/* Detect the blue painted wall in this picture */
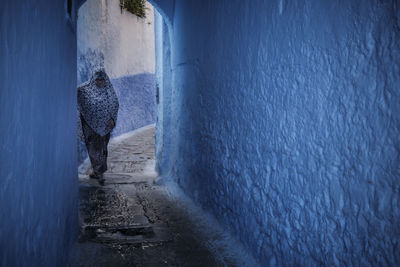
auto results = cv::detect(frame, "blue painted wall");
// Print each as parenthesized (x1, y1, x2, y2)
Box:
(154, 10, 174, 175)
(0, 0, 78, 265)
(154, 0, 400, 265)
(111, 73, 157, 136)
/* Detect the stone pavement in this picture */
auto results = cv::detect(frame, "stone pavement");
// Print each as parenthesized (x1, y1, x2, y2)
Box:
(68, 125, 259, 267)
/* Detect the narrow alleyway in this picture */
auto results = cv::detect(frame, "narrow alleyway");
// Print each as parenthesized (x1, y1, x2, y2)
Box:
(69, 125, 258, 266)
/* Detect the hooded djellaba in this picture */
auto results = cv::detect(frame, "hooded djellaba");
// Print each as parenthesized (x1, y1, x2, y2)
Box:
(77, 68, 119, 184)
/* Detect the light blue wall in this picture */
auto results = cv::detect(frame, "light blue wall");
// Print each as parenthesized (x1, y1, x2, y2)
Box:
(154, 0, 400, 265)
(0, 0, 78, 265)
(154, 10, 174, 175)
(155, 10, 164, 172)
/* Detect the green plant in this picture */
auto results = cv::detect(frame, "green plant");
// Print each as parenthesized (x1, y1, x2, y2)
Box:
(120, 0, 147, 18)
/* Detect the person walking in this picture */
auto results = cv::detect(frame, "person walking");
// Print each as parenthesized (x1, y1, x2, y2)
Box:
(77, 68, 119, 184)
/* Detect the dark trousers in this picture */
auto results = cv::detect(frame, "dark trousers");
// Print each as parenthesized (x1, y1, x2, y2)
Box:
(81, 115, 111, 175)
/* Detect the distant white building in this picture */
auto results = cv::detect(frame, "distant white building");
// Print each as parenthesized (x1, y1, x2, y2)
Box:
(77, 0, 155, 83)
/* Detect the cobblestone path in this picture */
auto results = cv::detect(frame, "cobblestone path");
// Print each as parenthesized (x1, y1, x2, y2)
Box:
(69, 125, 257, 267)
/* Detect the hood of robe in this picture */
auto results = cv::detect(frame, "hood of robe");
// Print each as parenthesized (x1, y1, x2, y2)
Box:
(78, 68, 119, 136)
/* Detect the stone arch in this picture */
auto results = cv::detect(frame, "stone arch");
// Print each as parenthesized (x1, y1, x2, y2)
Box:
(147, 0, 174, 31)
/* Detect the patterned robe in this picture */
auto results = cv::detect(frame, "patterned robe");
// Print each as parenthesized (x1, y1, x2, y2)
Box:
(77, 69, 119, 176)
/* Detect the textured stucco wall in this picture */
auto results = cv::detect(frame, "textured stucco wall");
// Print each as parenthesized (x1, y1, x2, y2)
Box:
(154, 0, 400, 265)
(0, 0, 78, 265)
(111, 73, 157, 136)
(77, 0, 155, 83)
(154, 10, 174, 175)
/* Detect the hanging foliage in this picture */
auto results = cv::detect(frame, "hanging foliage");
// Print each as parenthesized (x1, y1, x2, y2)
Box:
(120, 0, 147, 18)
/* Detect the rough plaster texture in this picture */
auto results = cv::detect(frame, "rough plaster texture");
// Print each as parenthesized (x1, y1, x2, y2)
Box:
(153, 0, 400, 265)
(0, 0, 78, 265)
(77, 0, 155, 83)
(111, 73, 157, 136)
(77, 73, 157, 164)
(154, 10, 173, 175)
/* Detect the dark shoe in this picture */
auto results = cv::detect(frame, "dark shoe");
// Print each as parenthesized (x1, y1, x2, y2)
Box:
(88, 169, 96, 178)
(98, 176, 105, 186)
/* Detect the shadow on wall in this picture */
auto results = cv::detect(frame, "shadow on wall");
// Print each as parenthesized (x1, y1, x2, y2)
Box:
(78, 73, 156, 164)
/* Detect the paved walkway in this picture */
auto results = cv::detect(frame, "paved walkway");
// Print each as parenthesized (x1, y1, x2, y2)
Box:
(69, 125, 258, 267)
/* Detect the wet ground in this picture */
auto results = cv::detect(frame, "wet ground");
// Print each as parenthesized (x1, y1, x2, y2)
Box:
(68, 125, 258, 267)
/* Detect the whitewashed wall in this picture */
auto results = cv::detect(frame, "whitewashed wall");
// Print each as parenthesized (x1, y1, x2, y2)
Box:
(77, 0, 155, 83)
